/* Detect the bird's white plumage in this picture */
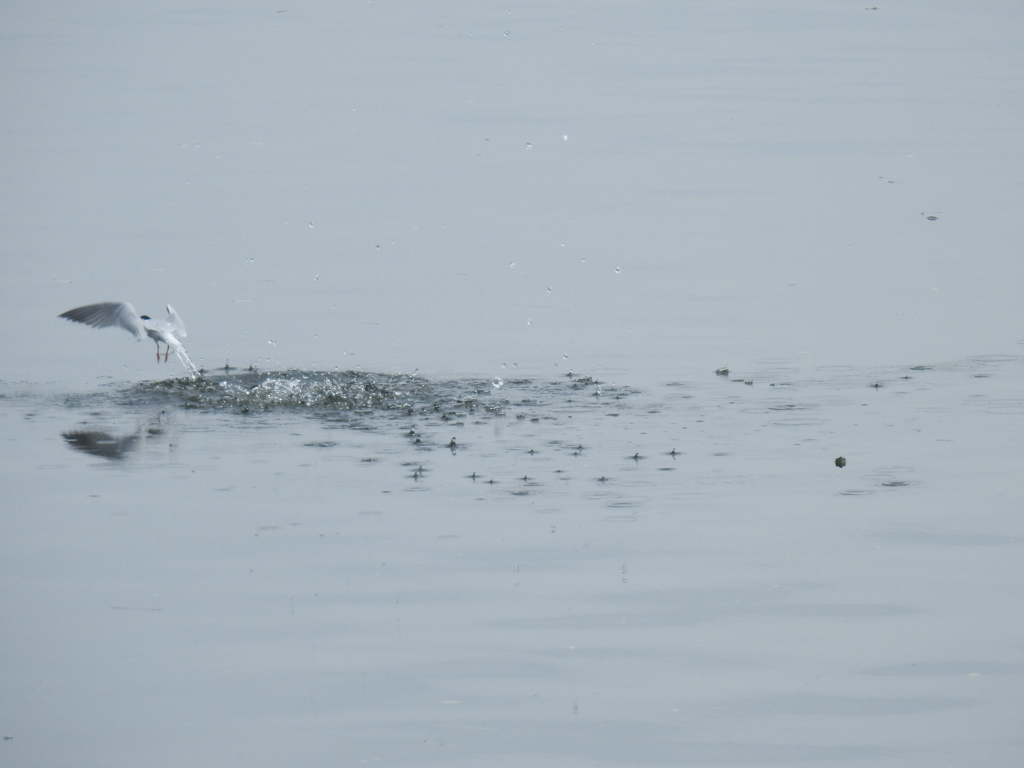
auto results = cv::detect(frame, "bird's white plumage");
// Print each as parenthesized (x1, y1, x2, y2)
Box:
(59, 301, 196, 374)
(164, 305, 186, 338)
(58, 301, 145, 339)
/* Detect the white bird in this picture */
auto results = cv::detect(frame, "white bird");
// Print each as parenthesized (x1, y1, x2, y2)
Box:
(59, 302, 196, 372)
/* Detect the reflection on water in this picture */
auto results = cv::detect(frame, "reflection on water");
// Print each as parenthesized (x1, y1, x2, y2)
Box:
(62, 430, 141, 460)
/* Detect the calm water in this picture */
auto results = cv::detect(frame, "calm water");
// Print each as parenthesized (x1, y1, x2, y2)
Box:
(4, 357, 1023, 766)
(2, 1, 1023, 766)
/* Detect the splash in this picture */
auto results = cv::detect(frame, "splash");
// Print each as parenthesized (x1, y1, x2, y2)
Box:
(116, 371, 624, 428)
(127, 371, 502, 421)
(171, 344, 200, 378)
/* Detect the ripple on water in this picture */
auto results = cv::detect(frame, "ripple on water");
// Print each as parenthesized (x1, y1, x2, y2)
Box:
(979, 399, 1024, 415)
(770, 416, 827, 427)
(861, 466, 917, 489)
(969, 354, 1021, 364)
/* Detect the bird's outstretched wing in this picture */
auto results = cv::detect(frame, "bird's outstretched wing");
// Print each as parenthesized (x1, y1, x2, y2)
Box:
(59, 302, 144, 339)
(164, 305, 187, 338)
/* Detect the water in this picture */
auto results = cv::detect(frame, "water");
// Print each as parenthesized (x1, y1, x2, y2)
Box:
(4, 357, 1024, 765)
(2, 1, 1023, 765)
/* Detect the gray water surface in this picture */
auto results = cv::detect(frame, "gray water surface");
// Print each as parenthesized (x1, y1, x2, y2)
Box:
(3, 357, 1023, 766)
(2, 0, 1023, 766)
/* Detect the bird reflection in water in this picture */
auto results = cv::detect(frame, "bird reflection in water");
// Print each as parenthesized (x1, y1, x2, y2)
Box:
(62, 430, 142, 461)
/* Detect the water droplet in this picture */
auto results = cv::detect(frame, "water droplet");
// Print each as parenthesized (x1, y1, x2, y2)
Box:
(563, 354, 569, 360)
(509, 262, 515, 269)
(246, 258, 254, 264)
(615, 267, 621, 274)
(491, 377, 504, 389)
(268, 340, 277, 346)
(314, 275, 319, 282)
(308, 221, 314, 228)
(580, 258, 586, 264)
(504, 30, 510, 36)
(501, 363, 507, 369)
(376, 244, 380, 249)
(525, 142, 531, 149)
(547, 287, 552, 293)
(526, 318, 532, 325)
(563, 135, 568, 140)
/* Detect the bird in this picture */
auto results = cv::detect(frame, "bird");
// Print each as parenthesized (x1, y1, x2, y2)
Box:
(59, 301, 195, 371)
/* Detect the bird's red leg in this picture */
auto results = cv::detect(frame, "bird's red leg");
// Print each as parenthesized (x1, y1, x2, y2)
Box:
(156, 344, 161, 362)
(164, 346, 170, 362)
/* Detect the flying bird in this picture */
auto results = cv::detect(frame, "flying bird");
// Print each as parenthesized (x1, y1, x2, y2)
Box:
(59, 302, 195, 371)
